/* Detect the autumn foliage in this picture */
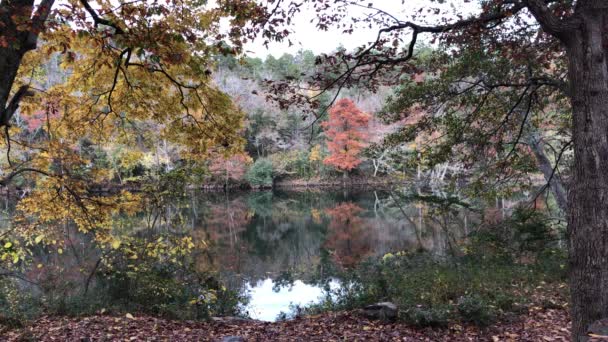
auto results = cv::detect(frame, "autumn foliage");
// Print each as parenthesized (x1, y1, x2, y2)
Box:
(208, 152, 253, 184)
(322, 99, 370, 172)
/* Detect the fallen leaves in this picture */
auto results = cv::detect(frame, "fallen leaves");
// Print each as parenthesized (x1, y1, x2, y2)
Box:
(1, 306, 571, 342)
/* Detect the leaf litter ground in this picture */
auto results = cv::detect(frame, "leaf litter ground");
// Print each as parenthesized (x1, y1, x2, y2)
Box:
(2, 306, 571, 341)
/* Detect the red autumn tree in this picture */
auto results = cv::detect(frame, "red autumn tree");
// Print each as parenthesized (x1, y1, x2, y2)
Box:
(322, 98, 370, 175)
(208, 152, 252, 188)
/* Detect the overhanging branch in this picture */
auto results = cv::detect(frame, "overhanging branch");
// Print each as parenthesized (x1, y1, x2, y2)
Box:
(0, 168, 52, 187)
(524, 0, 580, 43)
(0, 85, 33, 127)
(79, 0, 125, 34)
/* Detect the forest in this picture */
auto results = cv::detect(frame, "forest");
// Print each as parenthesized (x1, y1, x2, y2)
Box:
(0, 0, 604, 341)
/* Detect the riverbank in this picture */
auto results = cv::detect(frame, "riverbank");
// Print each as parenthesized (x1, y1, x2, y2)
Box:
(0, 175, 402, 195)
(195, 175, 402, 191)
(273, 175, 401, 189)
(2, 306, 570, 341)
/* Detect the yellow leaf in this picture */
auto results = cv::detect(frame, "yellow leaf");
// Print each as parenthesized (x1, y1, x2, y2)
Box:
(4, 242, 12, 248)
(111, 240, 121, 249)
(58, 248, 63, 254)
(35, 235, 44, 244)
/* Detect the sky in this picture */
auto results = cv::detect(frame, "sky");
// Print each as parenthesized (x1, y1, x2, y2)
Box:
(246, 278, 340, 321)
(66, 0, 478, 58)
(244, 0, 479, 58)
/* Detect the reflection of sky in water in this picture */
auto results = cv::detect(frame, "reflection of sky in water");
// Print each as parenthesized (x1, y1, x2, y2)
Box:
(245, 279, 338, 322)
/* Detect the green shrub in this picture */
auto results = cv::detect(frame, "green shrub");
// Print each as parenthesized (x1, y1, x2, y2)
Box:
(0, 277, 38, 326)
(494, 292, 516, 312)
(403, 306, 450, 327)
(456, 294, 495, 326)
(297, 209, 567, 328)
(269, 150, 312, 179)
(246, 158, 274, 187)
(510, 207, 554, 253)
(0, 235, 246, 324)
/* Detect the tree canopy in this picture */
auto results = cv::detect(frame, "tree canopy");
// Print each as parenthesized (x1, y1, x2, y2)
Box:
(0, 0, 278, 291)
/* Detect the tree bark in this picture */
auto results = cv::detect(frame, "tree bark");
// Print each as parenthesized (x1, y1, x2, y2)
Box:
(0, 0, 55, 127)
(563, 5, 608, 340)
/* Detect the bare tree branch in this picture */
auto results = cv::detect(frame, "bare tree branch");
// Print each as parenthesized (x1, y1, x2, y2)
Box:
(79, 0, 125, 34)
(0, 168, 52, 187)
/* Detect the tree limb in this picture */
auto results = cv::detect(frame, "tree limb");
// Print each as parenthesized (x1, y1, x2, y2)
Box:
(524, 0, 580, 43)
(79, 0, 125, 34)
(25, 0, 56, 51)
(0, 85, 33, 127)
(0, 168, 52, 187)
(530, 138, 571, 212)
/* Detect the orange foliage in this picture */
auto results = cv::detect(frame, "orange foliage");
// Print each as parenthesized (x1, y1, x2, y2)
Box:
(322, 98, 370, 171)
(208, 152, 252, 182)
(21, 102, 61, 131)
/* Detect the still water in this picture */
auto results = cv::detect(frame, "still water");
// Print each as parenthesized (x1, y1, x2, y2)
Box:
(1, 188, 502, 321)
(180, 189, 482, 321)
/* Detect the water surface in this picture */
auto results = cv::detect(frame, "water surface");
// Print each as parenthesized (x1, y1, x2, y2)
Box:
(185, 189, 480, 321)
(1, 187, 500, 321)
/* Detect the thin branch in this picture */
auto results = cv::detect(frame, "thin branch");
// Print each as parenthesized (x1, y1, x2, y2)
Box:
(5, 126, 12, 167)
(79, 0, 125, 34)
(0, 168, 52, 187)
(84, 256, 103, 295)
(504, 92, 534, 161)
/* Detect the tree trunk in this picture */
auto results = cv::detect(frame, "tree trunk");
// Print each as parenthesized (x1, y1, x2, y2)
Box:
(0, 47, 23, 122)
(372, 159, 379, 177)
(565, 7, 608, 340)
(526, 133, 568, 212)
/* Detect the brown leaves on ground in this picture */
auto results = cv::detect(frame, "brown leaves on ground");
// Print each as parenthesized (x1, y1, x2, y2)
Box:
(1, 307, 570, 342)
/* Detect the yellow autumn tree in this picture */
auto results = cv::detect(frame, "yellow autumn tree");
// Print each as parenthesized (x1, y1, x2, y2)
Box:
(0, 0, 271, 267)
(309, 144, 322, 175)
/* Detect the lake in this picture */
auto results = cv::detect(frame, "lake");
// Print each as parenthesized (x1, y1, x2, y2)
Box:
(1, 187, 511, 321)
(168, 188, 483, 321)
